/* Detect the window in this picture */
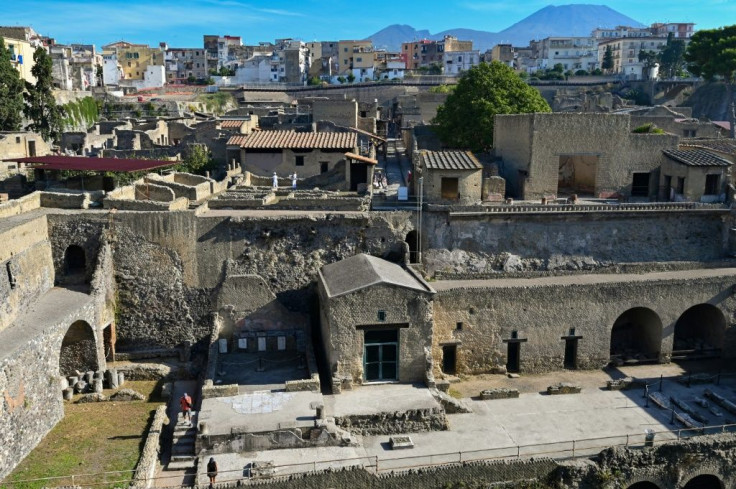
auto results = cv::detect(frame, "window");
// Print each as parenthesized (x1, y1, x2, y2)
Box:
(377, 310, 386, 322)
(295, 155, 305, 166)
(344, 47, 348, 52)
(320, 162, 328, 173)
(15, 136, 20, 144)
(356, 57, 362, 62)
(705, 174, 720, 195)
(456, 322, 463, 331)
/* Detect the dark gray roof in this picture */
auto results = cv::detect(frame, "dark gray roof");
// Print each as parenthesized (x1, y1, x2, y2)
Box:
(421, 151, 483, 171)
(680, 139, 736, 155)
(319, 254, 432, 298)
(663, 149, 732, 167)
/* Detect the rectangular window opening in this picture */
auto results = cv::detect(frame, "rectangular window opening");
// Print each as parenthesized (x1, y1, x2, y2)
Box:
(295, 155, 305, 166)
(705, 174, 720, 195)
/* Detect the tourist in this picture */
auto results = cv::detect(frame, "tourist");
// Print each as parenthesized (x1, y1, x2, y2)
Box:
(207, 457, 218, 488)
(291, 172, 297, 190)
(180, 392, 193, 425)
(272, 172, 279, 189)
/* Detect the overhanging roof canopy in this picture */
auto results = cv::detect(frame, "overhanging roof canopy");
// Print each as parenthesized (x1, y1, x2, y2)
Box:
(4, 155, 177, 172)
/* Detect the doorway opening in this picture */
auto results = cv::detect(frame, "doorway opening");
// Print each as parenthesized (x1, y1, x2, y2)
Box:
(364, 329, 398, 382)
(672, 304, 725, 360)
(441, 177, 459, 200)
(557, 154, 598, 196)
(442, 345, 457, 375)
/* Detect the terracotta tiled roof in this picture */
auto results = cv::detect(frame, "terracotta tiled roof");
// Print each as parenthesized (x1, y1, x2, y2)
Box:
(228, 131, 356, 149)
(680, 139, 736, 155)
(421, 150, 482, 171)
(663, 149, 732, 167)
(227, 135, 248, 146)
(345, 152, 377, 165)
(220, 120, 245, 129)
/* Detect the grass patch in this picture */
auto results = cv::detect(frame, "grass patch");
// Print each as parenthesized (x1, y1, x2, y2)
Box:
(448, 387, 463, 399)
(2, 381, 164, 489)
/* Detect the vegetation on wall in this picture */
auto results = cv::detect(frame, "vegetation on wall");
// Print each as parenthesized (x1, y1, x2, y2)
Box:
(197, 91, 234, 115)
(62, 97, 100, 131)
(632, 123, 665, 134)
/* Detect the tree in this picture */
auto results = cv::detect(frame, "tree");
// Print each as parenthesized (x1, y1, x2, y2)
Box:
(658, 32, 686, 79)
(24, 47, 64, 143)
(0, 38, 26, 131)
(638, 50, 658, 80)
(685, 25, 736, 138)
(602, 45, 614, 72)
(433, 61, 551, 152)
(346, 72, 356, 83)
(177, 144, 214, 174)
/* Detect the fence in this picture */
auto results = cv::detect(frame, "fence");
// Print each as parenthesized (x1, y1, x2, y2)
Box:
(448, 201, 729, 216)
(6, 423, 736, 488)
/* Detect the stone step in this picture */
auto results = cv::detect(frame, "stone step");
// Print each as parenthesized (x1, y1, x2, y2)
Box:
(165, 457, 197, 471)
(173, 432, 196, 444)
(172, 443, 195, 456)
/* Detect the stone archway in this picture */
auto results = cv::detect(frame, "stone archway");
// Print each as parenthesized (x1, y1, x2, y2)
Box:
(627, 482, 662, 489)
(59, 320, 99, 377)
(673, 304, 726, 359)
(682, 474, 724, 489)
(62, 245, 87, 285)
(610, 307, 662, 363)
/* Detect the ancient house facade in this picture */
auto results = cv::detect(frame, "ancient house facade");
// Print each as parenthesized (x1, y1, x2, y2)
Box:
(494, 113, 679, 200)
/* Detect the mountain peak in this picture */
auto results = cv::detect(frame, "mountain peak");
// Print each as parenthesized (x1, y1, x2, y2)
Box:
(368, 4, 645, 51)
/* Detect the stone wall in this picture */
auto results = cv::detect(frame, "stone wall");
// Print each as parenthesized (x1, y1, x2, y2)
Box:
(311, 99, 358, 128)
(244, 149, 349, 179)
(0, 214, 53, 332)
(494, 113, 679, 199)
(131, 405, 168, 489)
(423, 209, 730, 276)
(0, 192, 41, 219)
(432, 270, 736, 374)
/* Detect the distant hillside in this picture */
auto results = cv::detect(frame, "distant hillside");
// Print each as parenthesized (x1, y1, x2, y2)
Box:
(368, 4, 645, 52)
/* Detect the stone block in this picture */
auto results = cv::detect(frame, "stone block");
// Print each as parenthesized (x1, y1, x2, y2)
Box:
(94, 379, 104, 393)
(389, 435, 415, 450)
(117, 372, 125, 387)
(77, 393, 107, 403)
(480, 388, 519, 400)
(547, 382, 581, 395)
(110, 389, 145, 401)
(62, 387, 74, 401)
(606, 378, 633, 390)
(106, 369, 119, 389)
(331, 377, 342, 394)
(74, 380, 88, 393)
(436, 380, 450, 393)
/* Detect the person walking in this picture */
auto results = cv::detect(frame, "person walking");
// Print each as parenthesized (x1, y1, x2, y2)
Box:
(207, 457, 218, 488)
(291, 172, 297, 190)
(179, 392, 193, 425)
(272, 172, 279, 190)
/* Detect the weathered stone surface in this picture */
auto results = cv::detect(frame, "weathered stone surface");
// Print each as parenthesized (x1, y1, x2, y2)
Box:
(76, 393, 107, 403)
(547, 382, 582, 395)
(109, 389, 145, 401)
(480, 388, 520, 400)
(334, 408, 448, 436)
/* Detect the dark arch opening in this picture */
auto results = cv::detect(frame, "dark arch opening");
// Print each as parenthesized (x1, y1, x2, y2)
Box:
(672, 304, 726, 360)
(626, 482, 661, 489)
(405, 230, 418, 264)
(610, 307, 662, 363)
(683, 474, 724, 489)
(60, 320, 99, 377)
(62, 245, 87, 286)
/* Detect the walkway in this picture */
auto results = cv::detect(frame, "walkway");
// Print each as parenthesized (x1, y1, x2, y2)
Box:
(432, 267, 736, 291)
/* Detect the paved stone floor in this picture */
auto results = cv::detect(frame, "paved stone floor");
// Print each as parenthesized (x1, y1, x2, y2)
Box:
(195, 363, 736, 484)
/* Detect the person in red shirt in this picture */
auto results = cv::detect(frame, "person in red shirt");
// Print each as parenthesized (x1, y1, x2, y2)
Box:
(180, 392, 193, 425)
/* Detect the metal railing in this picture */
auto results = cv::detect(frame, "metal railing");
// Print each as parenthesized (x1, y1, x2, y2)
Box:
(6, 423, 736, 488)
(449, 201, 729, 216)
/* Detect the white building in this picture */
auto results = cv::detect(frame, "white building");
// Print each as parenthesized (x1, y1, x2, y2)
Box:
(102, 54, 122, 86)
(538, 37, 598, 72)
(443, 50, 479, 75)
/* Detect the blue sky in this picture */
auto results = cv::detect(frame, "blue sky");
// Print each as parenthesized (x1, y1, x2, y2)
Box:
(2, 0, 732, 48)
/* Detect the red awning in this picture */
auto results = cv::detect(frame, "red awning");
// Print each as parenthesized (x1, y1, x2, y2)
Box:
(3, 155, 177, 172)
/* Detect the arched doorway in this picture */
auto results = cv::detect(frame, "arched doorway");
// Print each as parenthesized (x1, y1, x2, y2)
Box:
(627, 482, 661, 489)
(672, 304, 726, 360)
(63, 245, 87, 285)
(60, 320, 99, 377)
(610, 307, 662, 363)
(682, 475, 724, 489)
(405, 231, 418, 264)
